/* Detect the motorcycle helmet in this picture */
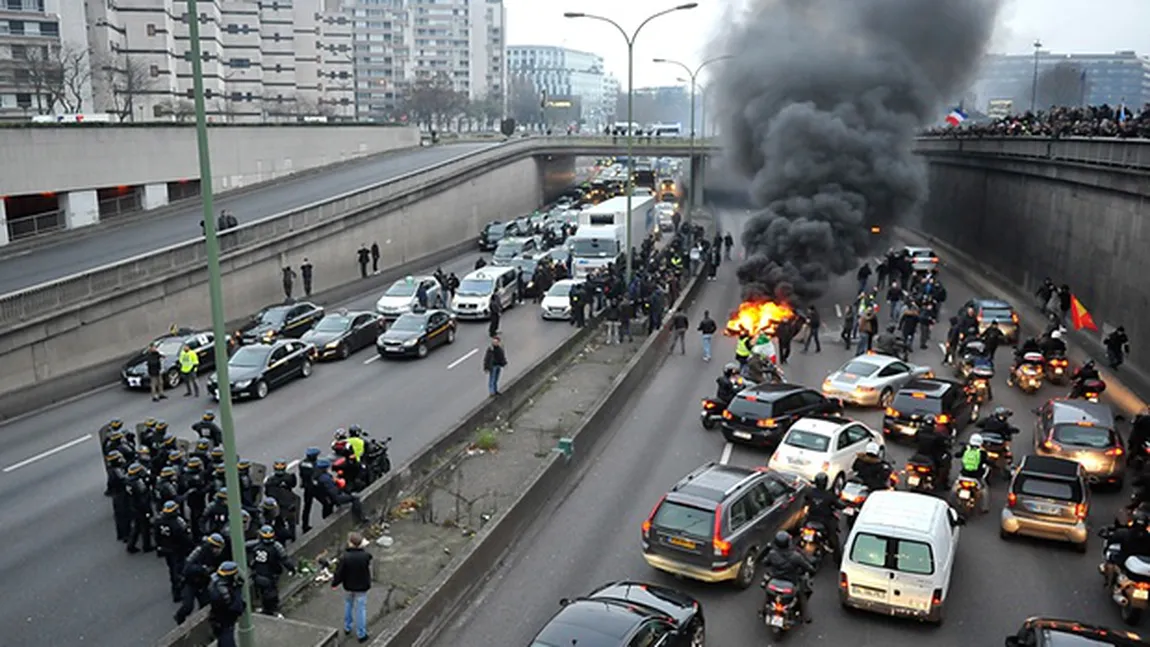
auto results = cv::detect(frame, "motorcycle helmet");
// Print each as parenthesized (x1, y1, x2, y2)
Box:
(923, 415, 937, 427)
(1084, 360, 1096, 370)
(773, 531, 792, 550)
(993, 406, 1013, 420)
(348, 425, 363, 437)
(969, 434, 984, 448)
(334, 428, 348, 441)
(813, 473, 829, 491)
(723, 362, 739, 377)
(1051, 330, 1063, 340)
(1132, 507, 1150, 529)
(865, 442, 881, 458)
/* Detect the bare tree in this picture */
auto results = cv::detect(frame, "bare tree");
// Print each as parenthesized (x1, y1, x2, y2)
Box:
(95, 51, 157, 121)
(21, 43, 91, 114)
(1033, 62, 1088, 109)
(154, 99, 195, 122)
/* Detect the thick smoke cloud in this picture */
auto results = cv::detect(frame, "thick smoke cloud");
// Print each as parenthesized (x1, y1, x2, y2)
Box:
(710, 0, 1002, 303)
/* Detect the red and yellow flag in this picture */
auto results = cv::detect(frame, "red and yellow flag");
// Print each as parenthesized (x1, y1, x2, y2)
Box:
(1069, 295, 1098, 332)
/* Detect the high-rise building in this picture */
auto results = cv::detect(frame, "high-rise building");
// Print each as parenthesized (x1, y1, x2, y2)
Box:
(601, 73, 619, 124)
(345, 0, 505, 122)
(973, 50, 1150, 113)
(0, 0, 88, 120)
(507, 45, 604, 127)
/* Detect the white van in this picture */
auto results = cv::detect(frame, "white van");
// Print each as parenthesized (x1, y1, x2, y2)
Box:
(450, 266, 518, 320)
(839, 490, 962, 624)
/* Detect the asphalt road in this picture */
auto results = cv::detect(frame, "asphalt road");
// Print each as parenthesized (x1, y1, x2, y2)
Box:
(0, 244, 579, 647)
(0, 142, 494, 295)
(433, 218, 1126, 647)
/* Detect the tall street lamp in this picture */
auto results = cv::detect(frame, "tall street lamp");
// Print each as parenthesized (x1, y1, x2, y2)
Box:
(1030, 38, 1043, 113)
(564, 3, 699, 283)
(654, 54, 731, 209)
(186, 1, 256, 645)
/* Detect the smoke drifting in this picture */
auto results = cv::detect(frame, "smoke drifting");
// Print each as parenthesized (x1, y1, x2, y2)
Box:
(710, 0, 1003, 303)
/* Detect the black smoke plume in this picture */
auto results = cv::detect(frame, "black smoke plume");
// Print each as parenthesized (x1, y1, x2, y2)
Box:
(710, 0, 1002, 303)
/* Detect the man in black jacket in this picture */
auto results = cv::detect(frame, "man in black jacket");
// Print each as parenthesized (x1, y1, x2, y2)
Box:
(697, 310, 717, 361)
(332, 531, 374, 642)
(483, 336, 508, 396)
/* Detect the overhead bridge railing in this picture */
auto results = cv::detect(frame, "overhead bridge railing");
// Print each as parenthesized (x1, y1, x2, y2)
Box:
(913, 136, 1150, 171)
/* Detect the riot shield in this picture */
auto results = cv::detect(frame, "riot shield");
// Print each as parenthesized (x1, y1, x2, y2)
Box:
(249, 462, 267, 503)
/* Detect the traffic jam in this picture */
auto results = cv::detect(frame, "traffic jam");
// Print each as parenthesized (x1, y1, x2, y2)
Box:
(520, 244, 1148, 647)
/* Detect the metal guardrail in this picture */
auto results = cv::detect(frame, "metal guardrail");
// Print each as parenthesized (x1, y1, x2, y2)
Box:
(913, 136, 1150, 171)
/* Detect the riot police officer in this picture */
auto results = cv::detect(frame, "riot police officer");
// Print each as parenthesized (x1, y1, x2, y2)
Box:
(190, 438, 212, 465)
(154, 500, 196, 602)
(260, 496, 294, 543)
(183, 457, 210, 539)
(209, 446, 226, 471)
(246, 525, 296, 615)
(192, 410, 224, 446)
(208, 561, 247, 647)
(138, 417, 160, 451)
(264, 460, 298, 538)
(201, 488, 230, 537)
(153, 466, 183, 516)
(298, 447, 321, 534)
(237, 459, 260, 508)
(105, 450, 132, 542)
(135, 445, 155, 483)
(175, 533, 226, 624)
(124, 462, 155, 553)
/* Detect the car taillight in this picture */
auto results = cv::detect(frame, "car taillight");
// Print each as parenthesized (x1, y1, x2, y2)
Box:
(642, 495, 665, 539)
(1106, 447, 1124, 457)
(1007, 492, 1017, 508)
(722, 410, 733, 420)
(936, 414, 950, 425)
(932, 588, 943, 607)
(1076, 503, 1088, 520)
(701, 399, 716, 410)
(839, 572, 849, 592)
(712, 504, 730, 557)
(773, 601, 786, 612)
(885, 407, 897, 417)
(1011, 313, 1019, 323)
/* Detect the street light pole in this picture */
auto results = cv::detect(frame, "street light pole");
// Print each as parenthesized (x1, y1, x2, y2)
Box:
(1030, 38, 1042, 113)
(564, 3, 698, 284)
(654, 54, 731, 210)
(186, 1, 255, 645)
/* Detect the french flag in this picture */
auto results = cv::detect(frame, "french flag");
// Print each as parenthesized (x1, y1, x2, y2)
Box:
(945, 108, 968, 127)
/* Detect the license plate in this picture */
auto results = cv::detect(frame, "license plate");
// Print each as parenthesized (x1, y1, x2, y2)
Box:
(733, 431, 753, 440)
(957, 489, 971, 500)
(908, 475, 921, 487)
(801, 529, 815, 541)
(127, 377, 141, 387)
(1029, 503, 1058, 515)
(669, 537, 697, 550)
(844, 507, 856, 517)
(852, 585, 885, 600)
(1135, 590, 1149, 601)
(769, 615, 785, 627)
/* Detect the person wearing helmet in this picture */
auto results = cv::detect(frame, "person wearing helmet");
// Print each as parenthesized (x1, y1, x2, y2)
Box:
(715, 363, 744, 407)
(183, 456, 210, 538)
(208, 560, 247, 646)
(762, 530, 817, 623)
(191, 438, 212, 464)
(347, 428, 366, 463)
(955, 434, 991, 512)
(1008, 336, 1043, 386)
(237, 459, 259, 508)
(124, 462, 155, 554)
(175, 533, 226, 624)
(192, 411, 223, 446)
(263, 459, 299, 540)
(1102, 508, 1150, 589)
(803, 473, 845, 557)
(299, 447, 322, 534)
(209, 446, 226, 468)
(260, 496, 293, 543)
(1129, 409, 1150, 470)
(102, 431, 136, 496)
(246, 525, 296, 615)
(912, 417, 952, 489)
(977, 407, 1019, 439)
(153, 465, 182, 511)
(105, 450, 133, 542)
(851, 442, 892, 491)
(1070, 360, 1102, 399)
(154, 500, 196, 602)
(1039, 328, 1067, 358)
(316, 458, 366, 523)
(201, 487, 230, 537)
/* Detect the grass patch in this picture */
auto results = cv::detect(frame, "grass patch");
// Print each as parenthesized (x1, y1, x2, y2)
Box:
(474, 428, 500, 452)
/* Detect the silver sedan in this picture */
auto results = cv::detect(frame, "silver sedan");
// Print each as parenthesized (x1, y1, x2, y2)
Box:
(821, 353, 933, 408)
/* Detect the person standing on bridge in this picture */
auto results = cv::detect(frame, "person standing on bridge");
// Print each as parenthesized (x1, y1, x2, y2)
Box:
(281, 265, 297, 300)
(357, 245, 371, 279)
(300, 258, 314, 297)
(371, 242, 381, 274)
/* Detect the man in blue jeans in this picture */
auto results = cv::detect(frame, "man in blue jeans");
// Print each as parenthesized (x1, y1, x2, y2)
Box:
(332, 531, 373, 643)
(483, 336, 508, 396)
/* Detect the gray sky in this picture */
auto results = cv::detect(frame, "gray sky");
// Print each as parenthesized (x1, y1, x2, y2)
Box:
(503, 0, 1150, 90)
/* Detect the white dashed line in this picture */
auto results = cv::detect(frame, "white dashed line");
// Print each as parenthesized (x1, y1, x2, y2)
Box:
(3, 434, 93, 473)
(447, 348, 479, 370)
(719, 442, 734, 465)
(363, 355, 381, 365)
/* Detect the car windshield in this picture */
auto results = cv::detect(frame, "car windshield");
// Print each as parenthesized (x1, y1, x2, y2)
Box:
(911, 250, 935, 258)
(981, 307, 1014, 321)
(494, 241, 524, 258)
(457, 278, 493, 296)
(153, 338, 185, 355)
(784, 429, 831, 452)
(485, 223, 505, 235)
(727, 397, 774, 419)
(838, 360, 880, 377)
(570, 238, 614, 257)
(314, 316, 351, 333)
(385, 281, 416, 297)
(511, 258, 538, 275)
(891, 393, 943, 414)
(389, 315, 426, 333)
(1016, 475, 1081, 502)
(1052, 424, 1114, 449)
(230, 346, 269, 368)
(652, 501, 715, 538)
(546, 283, 575, 297)
(256, 307, 289, 325)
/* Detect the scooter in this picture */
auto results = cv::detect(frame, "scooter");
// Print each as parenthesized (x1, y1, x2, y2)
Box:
(903, 455, 945, 494)
(760, 577, 805, 639)
(1045, 352, 1069, 385)
(1070, 378, 1107, 403)
(700, 398, 725, 430)
(796, 519, 835, 572)
(981, 431, 1014, 482)
(1100, 528, 1150, 626)
(840, 479, 876, 532)
(952, 476, 984, 518)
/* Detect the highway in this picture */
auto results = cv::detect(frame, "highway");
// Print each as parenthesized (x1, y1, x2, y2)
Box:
(0, 142, 494, 295)
(0, 242, 577, 646)
(433, 217, 1124, 647)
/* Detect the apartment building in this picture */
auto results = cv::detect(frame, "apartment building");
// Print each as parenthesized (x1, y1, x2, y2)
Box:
(0, 0, 86, 120)
(508, 45, 604, 128)
(601, 72, 619, 123)
(973, 50, 1150, 112)
(345, 0, 505, 121)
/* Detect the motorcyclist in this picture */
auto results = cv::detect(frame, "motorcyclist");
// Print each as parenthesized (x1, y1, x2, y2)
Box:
(331, 429, 363, 489)
(977, 406, 1019, 438)
(347, 425, 367, 462)
(1007, 337, 1043, 386)
(715, 363, 744, 406)
(761, 531, 816, 624)
(1129, 410, 1150, 469)
(912, 417, 951, 488)
(1070, 360, 1103, 398)
(851, 442, 892, 491)
(804, 473, 844, 557)
(1103, 509, 1150, 588)
(1039, 329, 1068, 357)
(955, 434, 991, 513)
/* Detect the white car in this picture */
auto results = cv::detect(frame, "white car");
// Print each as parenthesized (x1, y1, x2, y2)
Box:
(540, 279, 584, 320)
(767, 417, 884, 492)
(375, 275, 442, 318)
(903, 246, 939, 273)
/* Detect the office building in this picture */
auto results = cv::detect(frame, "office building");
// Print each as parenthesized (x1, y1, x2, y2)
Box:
(345, 0, 506, 122)
(508, 44, 605, 127)
(974, 50, 1150, 112)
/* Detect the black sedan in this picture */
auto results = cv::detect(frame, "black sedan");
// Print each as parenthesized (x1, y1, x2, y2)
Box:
(529, 581, 705, 647)
(207, 339, 313, 401)
(376, 309, 456, 359)
(235, 301, 324, 345)
(301, 311, 385, 360)
(121, 328, 216, 390)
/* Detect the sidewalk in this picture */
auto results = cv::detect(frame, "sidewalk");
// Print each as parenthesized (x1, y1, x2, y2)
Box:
(899, 226, 1148, 415)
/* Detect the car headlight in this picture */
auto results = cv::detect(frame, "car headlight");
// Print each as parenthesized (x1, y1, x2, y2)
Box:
(325, 341, 340, 349)
(235, 379, 252, 389)
(263, 330, 275, 339)
(403, 339, 418, 347)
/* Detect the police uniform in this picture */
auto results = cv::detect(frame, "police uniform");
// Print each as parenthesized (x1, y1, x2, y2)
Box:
(105, 453, 132, 542)
(246, 526, 296, 614)
(208, 562, 246, 647)
(298, 449, 321, 534)
(175, 535, 225, 624)
(154, 501, 196, 602)
(124, 463, 155, 553)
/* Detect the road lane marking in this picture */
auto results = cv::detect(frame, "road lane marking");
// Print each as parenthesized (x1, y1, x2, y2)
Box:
(447, 348, 478, 370)
(719, 442, 733, 465)
(363, 355, 381, 365)
(834, 304, 842, 319)
(3, 434, 92, 473)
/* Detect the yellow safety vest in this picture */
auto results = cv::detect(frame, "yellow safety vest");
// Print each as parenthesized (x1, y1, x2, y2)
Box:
(348, 436, 366, 461)
(179, 349, 199, 374)
(735, 337, 751, 358)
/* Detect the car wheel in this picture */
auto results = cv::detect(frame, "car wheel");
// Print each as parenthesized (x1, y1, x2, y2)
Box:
(832, 473, 846, 496)
(339, 344, 350, 360)
(879, 388, 894, 408)
(687, 619, 705, 647)
(446, 328, 456, 344)
(165, 368, 181, 389)
(300, 360, 313, 378)
(735, 549, 758, 589)
(254, 380, 269, 399)
(417, 343, 429, 358)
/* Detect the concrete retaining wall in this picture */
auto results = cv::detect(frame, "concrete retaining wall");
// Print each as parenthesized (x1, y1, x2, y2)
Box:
(0, 124, 421, 195)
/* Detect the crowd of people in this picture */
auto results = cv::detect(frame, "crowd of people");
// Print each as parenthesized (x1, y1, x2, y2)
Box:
(923, 104, 1150, 139)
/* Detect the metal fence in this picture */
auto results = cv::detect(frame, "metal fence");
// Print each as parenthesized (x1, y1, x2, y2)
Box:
(913, 137, 1150, 171)
(98, 193, 143, 220)
(6, 209, 65, 242)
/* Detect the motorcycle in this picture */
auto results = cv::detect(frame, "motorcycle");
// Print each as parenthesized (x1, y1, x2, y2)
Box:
(954, 340, 989, 380)
(1012, 352, 1045, 394)
(797, 520, 835, 572)
(903, 455, 944, 493)
(331, 434, 392, 492)
(952, 475, 984, 518)
(760, 577, 804, 638)
(700, 398, 726, 430)
(981, 431, 1014, 482)
(1045, 352, 1070, 385)
(1070, 378, 1107, 403)
(840, 479, 875, 532)
(966, 364, 994, 419)
(1099, 528, 1150, 625)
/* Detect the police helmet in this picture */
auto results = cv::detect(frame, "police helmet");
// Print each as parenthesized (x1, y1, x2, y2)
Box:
(349, 425, 363, 437)
(209, 447, 225, 461)
(109, 419, 124, 431)
(161, 500, 180, 515)
(813, 473, 829, 491)
(144, 418, 158, 428)
(206, 533, 226, 549)
(923, 415, 936, 427)
(168, 449, 184, 462)
(333, 428, 348, 441)
(993, 406, 1013, 420)
(305, 447, 321, 458)
(217, 561, 239, 577)
(157, 421, 170, 433)
(273, 459, 288, 472)
(215, 488, 228, 501)
(138, 445, 152, 457)
(202, 410, 216, 422)
(261, 496, 279, 511)
(160, 432, 175, 447)
(127, 462, 145, 477)
(214, 463, 226, 474)
(195, 439, 211, 452)
(258, 525, 276, 541)
(316, 458, 331, 470)
(865, 442, 881, 457)
(237, 459, 251, 471)
(160, 466, 178, 479)
(186, 457, 204, 471)
(773, 531, 792, 550)
(104, 450, 123, 463)
(108, 430, 124, 443)
(969, 433, 984, 448)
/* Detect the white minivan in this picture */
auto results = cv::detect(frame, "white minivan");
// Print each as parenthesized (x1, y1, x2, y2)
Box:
(839, 490, 962, 624)
(450, 266, 518, 320)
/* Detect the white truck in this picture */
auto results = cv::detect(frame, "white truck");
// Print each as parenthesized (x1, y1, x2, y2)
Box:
(577, 195, 654, 231)
(568, 224, 625, 278)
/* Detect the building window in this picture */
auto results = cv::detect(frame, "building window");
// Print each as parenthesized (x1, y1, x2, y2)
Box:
(11, 44, 26, 60)
(229, 58, 251, 68)
(186, 88, 194, 99)
(146, 23, 156, 36)
(150, 65, 159, 77)
(225, 23, 238, 34)
(9, 20, 24, 35)
(16, 92, 32, 108)
(40, 21, 58, 36)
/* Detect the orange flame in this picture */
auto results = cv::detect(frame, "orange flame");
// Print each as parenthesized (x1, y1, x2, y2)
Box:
(725, 301, 795, 337)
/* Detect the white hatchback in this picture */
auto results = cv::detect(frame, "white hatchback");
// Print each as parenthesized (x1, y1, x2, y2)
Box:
(767, 417, 884, 492)
(540, 279, 584, 321)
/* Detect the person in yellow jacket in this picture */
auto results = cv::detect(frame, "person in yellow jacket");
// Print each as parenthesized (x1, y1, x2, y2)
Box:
(735, 334, 752, 366)
(347, 425, 367, 462)
(179, 344, 200, 397)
